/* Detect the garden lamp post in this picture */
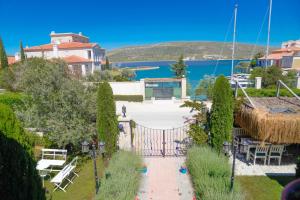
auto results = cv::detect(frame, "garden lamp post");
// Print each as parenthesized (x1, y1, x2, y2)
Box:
(223, 141, 231, 156)
(81, 140, 89, 153)
(99, 141, 105, 158)
(230, 141, 238, 192)
(91, 143, 99, 194)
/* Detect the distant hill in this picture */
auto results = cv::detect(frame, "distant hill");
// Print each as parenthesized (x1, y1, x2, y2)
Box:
(107, 41, 276, 62)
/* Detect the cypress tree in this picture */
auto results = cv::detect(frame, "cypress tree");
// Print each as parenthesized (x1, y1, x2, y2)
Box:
(96, 81, 118, 156)
(105, 57, 110, 70)
(171, 55, 186, 78)
(210, 75, 233, 152)
(0, 37, 9, 69)
(20, 41, 26, 61)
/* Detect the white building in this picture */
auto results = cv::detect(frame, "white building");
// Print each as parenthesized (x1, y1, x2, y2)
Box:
(281, 40, 300, 49)
(23, 31, 105, 76)
(258, 39, 300, 69)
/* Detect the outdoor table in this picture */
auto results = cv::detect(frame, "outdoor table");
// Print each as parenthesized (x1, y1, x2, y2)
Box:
(36, 159, 66, 171)
(241, 138, 271, 161)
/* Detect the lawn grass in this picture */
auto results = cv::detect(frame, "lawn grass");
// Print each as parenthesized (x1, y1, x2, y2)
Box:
(44, 157, 104, 200)
(237, 176, 295, 200)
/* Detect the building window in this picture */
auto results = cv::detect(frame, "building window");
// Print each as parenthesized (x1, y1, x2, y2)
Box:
(87, 50, 92, 59)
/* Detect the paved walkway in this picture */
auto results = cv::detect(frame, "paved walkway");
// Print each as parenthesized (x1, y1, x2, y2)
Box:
(137, 157, 194, 200)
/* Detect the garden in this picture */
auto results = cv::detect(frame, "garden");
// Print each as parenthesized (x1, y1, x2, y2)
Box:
(1, 38, 299, 200)
(0, 39, 142, 200)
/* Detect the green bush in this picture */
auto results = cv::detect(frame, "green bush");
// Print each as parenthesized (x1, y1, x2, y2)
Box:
(188, 124, 208, 144)
(0, 92, 26, 107)
(210, 75, 233, 152)
(96, 151, 141, 200)
(114, 95, 143, 102)
(296, 157, 300, 178)
(97, 82, 118, 156)
(0, 103, 45, 199)
(238, 88, 300, 97)
(187, 146, 243, 200)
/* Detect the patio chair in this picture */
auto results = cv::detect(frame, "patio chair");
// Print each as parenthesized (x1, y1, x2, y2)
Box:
(268, 145, 284, 165)
(249, 145, 269, 165)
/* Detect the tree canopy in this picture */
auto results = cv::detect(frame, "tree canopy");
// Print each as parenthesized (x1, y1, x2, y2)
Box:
(0, 37, 8, 69)
(20, 41, 26, 62)
(195, 75, 215, 99)
(12, 58, 95, 148)
(104, 57, 110, 70)
(171, 55, 186, 78)
(249, 65, 297, 88)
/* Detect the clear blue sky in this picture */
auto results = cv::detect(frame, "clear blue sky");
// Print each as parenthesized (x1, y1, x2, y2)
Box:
(0, 0, 299, 55)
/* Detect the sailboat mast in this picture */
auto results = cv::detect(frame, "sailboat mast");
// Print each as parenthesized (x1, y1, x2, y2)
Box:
(231, 4, 238, 80)
(265, 0, 273, 67)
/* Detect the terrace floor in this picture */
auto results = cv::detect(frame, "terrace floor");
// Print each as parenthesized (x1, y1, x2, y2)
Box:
(231, 152, 296, 176)
(116, 100, 194, 129)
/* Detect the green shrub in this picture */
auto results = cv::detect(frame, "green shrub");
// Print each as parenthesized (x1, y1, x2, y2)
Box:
(238, 88, 300, 97)
(96, 151, 142, 200)
(0, 103, 45, 199)
(97, 82, 118, 156)
(0, 92, 26, 107)
(188, 124, 208, 144)
(296, 157, 300, 178)
(187, 146, 243, 200)
(210, 75, 233, 152)
(114, 95, 143, 102)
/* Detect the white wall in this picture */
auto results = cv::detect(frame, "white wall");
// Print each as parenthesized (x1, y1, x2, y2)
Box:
(109, 81, 143, 96)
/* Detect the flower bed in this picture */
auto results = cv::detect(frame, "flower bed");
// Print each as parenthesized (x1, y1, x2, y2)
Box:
(187, 146, 243, 200)
(96, 151, 142, 200)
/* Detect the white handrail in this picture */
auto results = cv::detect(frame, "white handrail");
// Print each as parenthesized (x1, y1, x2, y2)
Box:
(277, 80, 300, 101)
(235, 81, 256, 108)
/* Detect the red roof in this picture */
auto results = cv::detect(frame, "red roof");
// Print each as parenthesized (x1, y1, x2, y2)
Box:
(272, 47, 300, 53)
(63, 55, 92, 64)
(259, 52, 295, 60)
(25, 42, 98, 52)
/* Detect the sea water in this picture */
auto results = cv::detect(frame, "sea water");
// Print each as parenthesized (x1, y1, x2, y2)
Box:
(117, 60, 246, 90)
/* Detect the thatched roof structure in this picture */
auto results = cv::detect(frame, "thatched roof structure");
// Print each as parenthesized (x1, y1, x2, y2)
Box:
(235, 97, 300, 144)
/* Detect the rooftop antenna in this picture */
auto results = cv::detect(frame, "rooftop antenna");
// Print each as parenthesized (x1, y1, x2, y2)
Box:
(231, 4, 238, 80)
(265, 0, 273, 67)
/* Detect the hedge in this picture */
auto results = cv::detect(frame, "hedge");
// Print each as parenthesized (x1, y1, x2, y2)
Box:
(114, 95, 143, 102)
(0, 92, 26, 107)
(0, 103, 45, 200)
(96, 151, 142, 200)
(237, 88, 300, 97)
(187, 146, 243, 200)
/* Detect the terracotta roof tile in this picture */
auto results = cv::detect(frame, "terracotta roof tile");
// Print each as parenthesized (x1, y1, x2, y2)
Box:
(63, 55, 92, 64)
(25, 42, 98, 51)
(272, 47, 300, 53)
(259, 52, 294, 60)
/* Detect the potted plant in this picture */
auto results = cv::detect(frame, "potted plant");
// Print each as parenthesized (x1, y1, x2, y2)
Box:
(180, 164, 187, 174)
(138, 163, 147, 174)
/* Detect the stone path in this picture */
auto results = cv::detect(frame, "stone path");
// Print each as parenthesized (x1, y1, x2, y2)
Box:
(137, 157, 194, 200)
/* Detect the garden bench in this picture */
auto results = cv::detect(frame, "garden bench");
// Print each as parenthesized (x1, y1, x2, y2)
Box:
(51, 156, 79, 192)
(36, 149, 67, 172)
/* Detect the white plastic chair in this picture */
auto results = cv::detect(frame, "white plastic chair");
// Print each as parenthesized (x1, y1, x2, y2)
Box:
(249, 145, 269, 165)
(268, 145, 284, 165)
